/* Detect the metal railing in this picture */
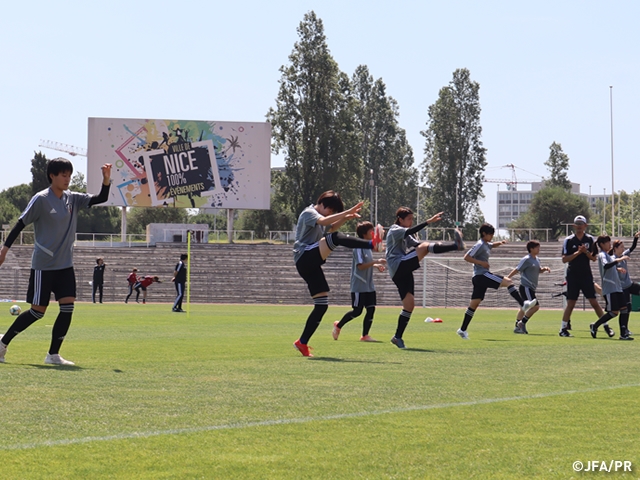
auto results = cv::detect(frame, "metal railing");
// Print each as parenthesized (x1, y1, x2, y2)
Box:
(75, 233, 151, 247)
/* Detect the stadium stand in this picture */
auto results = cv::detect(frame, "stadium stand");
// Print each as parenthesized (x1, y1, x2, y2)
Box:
(1, 241, 636, 308)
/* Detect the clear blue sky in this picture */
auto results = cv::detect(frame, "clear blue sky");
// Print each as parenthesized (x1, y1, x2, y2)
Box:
(2, 0, 638, 227)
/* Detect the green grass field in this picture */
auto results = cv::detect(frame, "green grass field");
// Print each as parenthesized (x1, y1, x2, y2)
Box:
(1, 302, 639, 479)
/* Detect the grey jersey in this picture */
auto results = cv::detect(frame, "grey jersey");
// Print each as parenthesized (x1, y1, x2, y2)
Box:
(350, 248, 375, 293)
(20, 187, 92, 270)
(516, 254, 540, 289)
(598, 251, 622, 295)
(614, 248, 632, 289)
(385, 224, 421, 278)
(467, 239, 493, 277)
(293, 205, 324, 264)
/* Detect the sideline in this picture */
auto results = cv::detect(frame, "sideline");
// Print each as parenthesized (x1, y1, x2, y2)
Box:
(2, 383, 639, 451)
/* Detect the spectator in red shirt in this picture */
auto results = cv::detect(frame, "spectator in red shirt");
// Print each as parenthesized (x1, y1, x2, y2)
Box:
(125, 268, 139, 304)
(134, 276, 161, 304)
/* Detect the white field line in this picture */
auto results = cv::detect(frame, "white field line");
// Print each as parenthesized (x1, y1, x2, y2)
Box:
(3, 383, 639, 451)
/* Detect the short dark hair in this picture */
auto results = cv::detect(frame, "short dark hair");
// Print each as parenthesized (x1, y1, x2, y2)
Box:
(597, 235, 611, 251)
(479, 223, 495, 237)
(180, 254, 188, 260)
(96, 257, 103, 264)
(356, 221, 374, 238)
(47, 157, 74, 184)
(316, 191, 344, 213)
(395, 207, 413, 225)
(526, 240, 540, 252)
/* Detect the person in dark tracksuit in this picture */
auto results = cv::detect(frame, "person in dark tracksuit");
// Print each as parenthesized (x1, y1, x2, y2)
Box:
(172, 254, 188, 312)
(93, 257, 105, 304)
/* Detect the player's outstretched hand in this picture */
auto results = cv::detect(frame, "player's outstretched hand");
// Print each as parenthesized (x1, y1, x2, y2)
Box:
(427, 212, 444, 224)
(101, 164, 112, 184)
(347, 201, 364, 215)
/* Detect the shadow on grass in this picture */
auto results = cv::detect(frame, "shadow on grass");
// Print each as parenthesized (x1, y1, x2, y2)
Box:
(403, 348, 438, 353)
(309, 357, 402, 364)
(27, 364, 85, 371)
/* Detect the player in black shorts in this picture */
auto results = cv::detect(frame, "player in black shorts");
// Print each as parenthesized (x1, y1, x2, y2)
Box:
(560, 215, 613, 337)
(0, 158, 112, 365)
(292, 192, 383, 357)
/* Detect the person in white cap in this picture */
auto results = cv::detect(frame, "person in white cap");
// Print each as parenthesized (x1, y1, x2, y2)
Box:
(559, 215, 614, 337)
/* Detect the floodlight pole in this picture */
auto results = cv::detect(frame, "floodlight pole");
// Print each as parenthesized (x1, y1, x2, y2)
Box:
(369, 169, 374, 224)
(610, 86, 615, 237)
(603, 188, 606, 234)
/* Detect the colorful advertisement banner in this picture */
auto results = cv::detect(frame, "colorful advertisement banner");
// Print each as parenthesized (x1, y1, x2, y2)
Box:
(87, 118, 271, 209)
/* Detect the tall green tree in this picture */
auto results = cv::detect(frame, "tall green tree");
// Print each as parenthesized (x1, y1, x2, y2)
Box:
(0, 198, 20, 226)
(420, 68, 487, 231)
(351, 65, 417, 226)
(0, 183, 31, 213)
(509, 186, 590, 239)
(545, 142, 572, 190)
(267, 11, 362, 215)
(31, 151, 49, 195)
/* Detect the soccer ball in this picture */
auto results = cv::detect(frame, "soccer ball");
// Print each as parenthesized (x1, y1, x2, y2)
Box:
(9, 305, 21, 316)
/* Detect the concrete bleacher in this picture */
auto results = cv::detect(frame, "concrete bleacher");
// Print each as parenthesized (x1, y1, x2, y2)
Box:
(1, 239, 637, 309)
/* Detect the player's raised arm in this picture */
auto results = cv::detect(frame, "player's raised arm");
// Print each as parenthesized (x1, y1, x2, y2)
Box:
(88, 164, 112, 207)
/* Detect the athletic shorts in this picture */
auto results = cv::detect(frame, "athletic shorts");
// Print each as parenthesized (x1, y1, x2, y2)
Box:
(392, 253, 421, 300)
(623, 283, 640, 305)
(565, 271, 596, 300)
(26, 267, 76, 307)
(519, 285, 541, 307)
(351, 291, 376, 309)
(295, 245, 329, 297)
(604, 291, 626, 312)
(471, 272, 503, 300)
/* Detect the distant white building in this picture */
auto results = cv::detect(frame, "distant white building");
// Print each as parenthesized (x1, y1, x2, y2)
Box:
(496, 181, 609, 228)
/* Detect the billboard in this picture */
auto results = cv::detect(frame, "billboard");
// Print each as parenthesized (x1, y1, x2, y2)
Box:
(87, 118, 271, 209)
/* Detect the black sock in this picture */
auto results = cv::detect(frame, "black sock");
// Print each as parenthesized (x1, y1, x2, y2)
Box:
(395, 310, 412, 339)
(430, 242, 458, 254)
(521, 315, 530, 324)
(338, 306, 362, 329)
(1, 309, 45, 345)
(508, 285, 524, 306)
(362, 306, 375, 336)
(49, 304, 74, 355)
(461, 307, 475, 331)
(326, 232, 372, 250)
(619, 310, 630, 336)
(300, 297, 329, 344)
(594, 311, 616, 330)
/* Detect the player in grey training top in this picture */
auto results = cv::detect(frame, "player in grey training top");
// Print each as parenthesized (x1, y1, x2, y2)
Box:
(292, 191, 383, 357)
(591, 235, 632, 340)
(611, 233, 640, 337)
(457, 223, 537, 340)
(385, 207, 465, 349)
(332, 222, 387, 342)
(506, 240, 550, 334)
(0, 158, 112, 365)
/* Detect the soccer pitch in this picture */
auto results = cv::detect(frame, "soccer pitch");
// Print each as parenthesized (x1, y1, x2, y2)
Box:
(1, 303, 639, 479)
